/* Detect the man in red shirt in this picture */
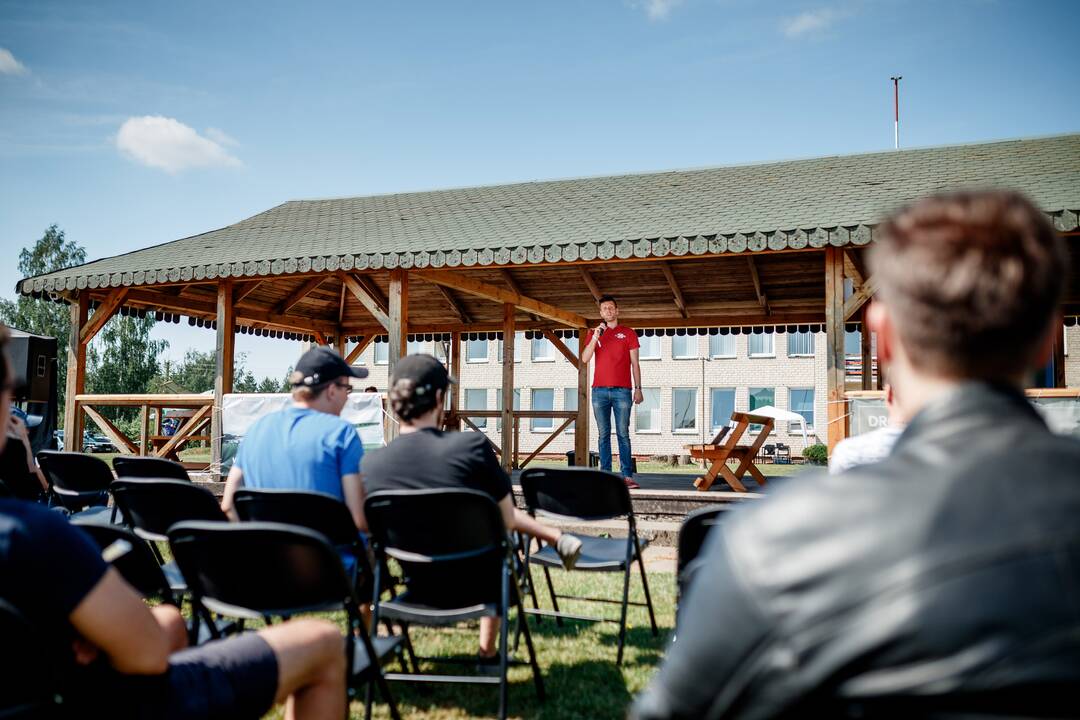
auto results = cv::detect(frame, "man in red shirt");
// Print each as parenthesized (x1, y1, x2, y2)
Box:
(581, 295, 644, 489)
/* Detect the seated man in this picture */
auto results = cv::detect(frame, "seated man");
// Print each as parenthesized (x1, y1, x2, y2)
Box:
(0, 407, 49, 500)
(632, 191, 1080, 718)
(221, 346, 370, 531)
(362, 354, 582, 662)
(0, 325, 347, 719)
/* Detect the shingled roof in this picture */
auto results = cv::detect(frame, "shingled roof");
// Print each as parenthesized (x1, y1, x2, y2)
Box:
(17, 134, 1080, 296)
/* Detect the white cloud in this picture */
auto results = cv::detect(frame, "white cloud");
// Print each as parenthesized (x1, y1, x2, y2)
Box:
(115, 115, 241, 173)
(781, 8, 837, 38)
(205, 127, 239, 147)
(0, 48, 27, 75)
(638, 0, 683, 21)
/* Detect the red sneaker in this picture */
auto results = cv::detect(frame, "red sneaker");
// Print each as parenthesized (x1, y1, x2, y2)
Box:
(624, 477, 641, 490)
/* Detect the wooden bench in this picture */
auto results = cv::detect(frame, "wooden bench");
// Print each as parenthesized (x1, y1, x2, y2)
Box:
(684, 411, 775, 492)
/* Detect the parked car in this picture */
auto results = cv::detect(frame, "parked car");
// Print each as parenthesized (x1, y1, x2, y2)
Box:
(82, 432, 116, 453)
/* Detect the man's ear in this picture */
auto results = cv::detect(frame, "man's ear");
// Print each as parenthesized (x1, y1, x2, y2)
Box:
(866, 301, 893, 366)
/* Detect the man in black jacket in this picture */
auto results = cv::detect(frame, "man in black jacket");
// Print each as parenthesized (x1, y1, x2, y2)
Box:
(632, 191, 1080, 719)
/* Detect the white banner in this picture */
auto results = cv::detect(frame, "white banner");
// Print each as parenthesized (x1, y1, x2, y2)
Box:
(220, 392, 385, 472)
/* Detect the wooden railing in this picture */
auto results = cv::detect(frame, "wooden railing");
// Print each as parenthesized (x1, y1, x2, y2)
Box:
(72, 393, 213, 469)
(443, 409, 577, 470)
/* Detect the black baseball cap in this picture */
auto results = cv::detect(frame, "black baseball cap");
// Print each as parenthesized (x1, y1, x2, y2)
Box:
(389, 354, 455, 395)
(291, 346, 368, 387)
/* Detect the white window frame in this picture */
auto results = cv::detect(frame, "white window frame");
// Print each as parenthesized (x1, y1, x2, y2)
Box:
(671, 387, 698, 434)
(406, 339, 429, 356)
(672, 335, 698, 360)
(709, 387, 736, 433)
(466, 339, 489, 363)
(748, 333, 775, 358)
(635, 387, 661, 434)
(463, 388, 487, 429)
(709, 334, 736, 359)
(563, 388, 578, 433)
(531, 337, 556, 363)
(788, 387, 815, 431)
(373, 342, 388, 365)
(495, 388, 521, 431)
(637, 335, 661, 360)
(496, 332, 525, 364)
(530, 388, 554, 431)
(786, 331, 815, 358)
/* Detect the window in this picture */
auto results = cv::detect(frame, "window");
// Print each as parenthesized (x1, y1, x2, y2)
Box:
(531, 337, 555, 362)
(672, 335, 697, 359)
(466, 339, 488, 363)
(789, 388, 815, 430)
(787, 331, 815, 357)
(710, 388, 736, 432)
(373, 342, 388, 365)
(530, 388, 554, 431)
(748, 387, 774, 430)
(845, 331, 862, 355)
(563, 388, 577, 432)
(638, 335, 661, 360)
(433, 339, 449, 364)
(672, 388, 698, 432)
(495, 388, 521, 431)
(749, 332, 774, 357)
(496, 332, 526, 363)
(635, 388, 661, 433)
(464, 388, 487, 429)
(406, 339, 428, 356)
(709, 334, 736, 358)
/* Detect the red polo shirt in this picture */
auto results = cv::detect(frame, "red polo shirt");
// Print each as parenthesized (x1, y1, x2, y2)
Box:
(587, 325, 639, 388)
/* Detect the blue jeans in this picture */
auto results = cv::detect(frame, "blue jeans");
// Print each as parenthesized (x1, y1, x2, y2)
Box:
(592, 386, 634, 478)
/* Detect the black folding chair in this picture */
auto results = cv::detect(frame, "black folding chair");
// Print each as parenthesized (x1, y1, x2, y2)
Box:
(365, 488, 545, 720)
(112, 456, 190, 481)
(72, 520, 179, 605)
(675, 506, 726, 624)
(0, 597, 64, 719)
(167, 520, 401, 720)
(35, 450, 113, 523)
(518, 467, 658, 665)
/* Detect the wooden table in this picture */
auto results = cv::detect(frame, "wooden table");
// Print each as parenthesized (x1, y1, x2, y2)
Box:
(685, 411, 775, 492)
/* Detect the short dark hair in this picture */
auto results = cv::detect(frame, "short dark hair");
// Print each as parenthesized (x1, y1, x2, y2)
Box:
(598, 294, 618, 307)
(388, 378, 440, 422)
(869, 190, 1066, 380)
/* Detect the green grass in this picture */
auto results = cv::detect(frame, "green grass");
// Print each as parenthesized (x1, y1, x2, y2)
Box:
(261, 569, 675, 720)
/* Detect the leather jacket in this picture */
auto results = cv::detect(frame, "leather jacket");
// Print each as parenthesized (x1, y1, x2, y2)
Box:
(632, 383, 1080, 719)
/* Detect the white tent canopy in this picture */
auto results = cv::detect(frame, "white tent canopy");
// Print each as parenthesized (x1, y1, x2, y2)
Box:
(745, 405, 809, 444)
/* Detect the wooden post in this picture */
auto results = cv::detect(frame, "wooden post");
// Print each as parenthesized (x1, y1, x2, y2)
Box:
(335, 328, 346, 357)
(1053, 321, 1066, 388)
(860, 305, 874, 391)
(825, 248, 847, 453)
(139, 404, 149, 456)
(387, 269, 408, 440)
(63, 293, 89, 452)
(575, 330, 590, 466)
(501, 304, 515, 472)
(211, 280, 235, 478)
(449, 331, 462, 430)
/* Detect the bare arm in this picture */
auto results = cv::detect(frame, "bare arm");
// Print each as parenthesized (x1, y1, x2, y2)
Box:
(580, 324, 605, 365)
(68, 568, 172, 675)
(497, 495, 561, 545)
(342, 473, 367, 532)
(220, 464, 244, 520)
(630, 348, 643, 404)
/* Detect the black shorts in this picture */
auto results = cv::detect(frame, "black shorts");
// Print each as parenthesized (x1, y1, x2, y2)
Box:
(161, 632, 278, 720)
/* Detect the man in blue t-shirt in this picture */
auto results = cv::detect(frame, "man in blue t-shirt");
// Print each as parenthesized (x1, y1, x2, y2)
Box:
(221, 346, 370, 531)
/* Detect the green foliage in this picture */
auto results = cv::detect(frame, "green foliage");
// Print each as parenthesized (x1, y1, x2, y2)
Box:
(802, 442, 828, 464)
(85, 314, 168, 427)
(148, 350, 287, 395)
(0, 225, 87, 420)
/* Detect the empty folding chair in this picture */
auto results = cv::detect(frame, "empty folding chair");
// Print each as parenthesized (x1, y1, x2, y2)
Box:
(167, 520, 401, 720)
(365, 488, 545, 720)
(36, 450, 114, 523)
(112, 455, 190, 481)
(675, 506, 725, 624)
(518, 466, 658, 665)
(73, 520, 179, 606)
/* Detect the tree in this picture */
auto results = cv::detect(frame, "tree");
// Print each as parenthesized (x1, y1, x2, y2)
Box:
(0, 225, 87, 421)
(85, 315, 168, 429)
(148, 350, 284, 394)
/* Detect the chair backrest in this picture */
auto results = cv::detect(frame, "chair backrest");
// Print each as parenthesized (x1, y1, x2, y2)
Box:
(112, 455, 190, 482)
(676, 506, 726, 578)
(36, 450, 113, 493)
(110, 478, 226, 540)
(167, 520, 357, 621)
(519, 467, 632, 521)
(364, 488, 507, 608)
(72, 520, 176, 603)
(233, 489, 358, 547)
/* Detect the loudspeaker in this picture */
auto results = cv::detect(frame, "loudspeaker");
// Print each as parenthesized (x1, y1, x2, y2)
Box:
(7, 329, 57, 403)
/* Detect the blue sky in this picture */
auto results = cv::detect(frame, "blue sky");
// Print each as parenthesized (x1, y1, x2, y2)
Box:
(2, 0, 1078, 380)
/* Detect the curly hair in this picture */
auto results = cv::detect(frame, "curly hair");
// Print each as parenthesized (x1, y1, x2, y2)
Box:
(388, 377, 440, 422)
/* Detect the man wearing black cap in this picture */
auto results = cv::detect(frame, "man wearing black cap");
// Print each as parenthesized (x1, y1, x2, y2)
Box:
(362, 354, 582, 663)
(221, 346, 370, 530)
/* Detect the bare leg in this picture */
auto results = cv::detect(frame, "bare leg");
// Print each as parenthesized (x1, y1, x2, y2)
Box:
(479, 616, 501, 657)
(258, 618, 346, 720)
(151, 605, 188, 653)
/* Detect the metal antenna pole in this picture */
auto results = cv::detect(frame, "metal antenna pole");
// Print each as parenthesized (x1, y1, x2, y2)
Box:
(890, 76, 902, 149)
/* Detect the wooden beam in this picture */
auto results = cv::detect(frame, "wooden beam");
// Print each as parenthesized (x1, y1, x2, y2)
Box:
(387, 269, 408, 438)
(500, 269, 539, 322)
(275, 275, 326, 315)
(860, 304, 874, 391)
(844, 249, 868, 288)
(844, 275, 878, 321)
(574, 330, 589, 466)
(140, 404, 150, 455)
(825, 248, 847, 453)
(418, 268, 587, 328)
(156, 404, 212, 459)
(434, 284, 472, 324)
(542, 329, 580, 369)
(340, 273, 390, 330)
(117, 288, 338, 335)
(520, 416, 576, 469)
(345, 335, 375, 365)
(212, 280, 235, 478)
(80, 288, 130, 345)
(355, 275, 388, 313)
(64, 294, 89, 451)
(659, 262, 689, 319)
(501, 303, 516, 472)
(745, 257, 771, 316)
(449, 331, 462, 430)
(82, 406, 139, 455)
(233, 280, 262, 304)
(580, 267, 602, 302)
(337, 284, 347, 324)
(312, 331, 328, 346)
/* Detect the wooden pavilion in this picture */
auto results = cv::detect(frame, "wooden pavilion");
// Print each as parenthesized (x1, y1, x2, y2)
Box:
(15, 134, 1080, 481)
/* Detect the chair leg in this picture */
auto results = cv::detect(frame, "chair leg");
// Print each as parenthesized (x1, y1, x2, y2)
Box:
(634, 536, 659, 636)
(541, 565, 563, 627)
(498, 570, 511, 720)
(516, 587, 545, 702)
(374, 668, 401, 720)
(616, 562, 632, 666)
(401, 623, 420, 673)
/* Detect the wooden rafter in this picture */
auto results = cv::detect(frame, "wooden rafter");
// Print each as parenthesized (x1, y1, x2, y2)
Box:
(844, 275, 878, 321)
(340, 273, 390, 330)
(542, 329, 580, 369)
(745, 257, 771, 316)
(80, 288, 130, 344)
(345, 334, 376, 365)
(313, 331, 328, 346)
(659, 262, 689, 318)
(155, 404, 212, 459)
(233, 280, 263, 304)
(113, 288, 337, 334)
(580, 267, 602, 302)
(82, 406, 139, 454)
(416, 277, 471, 323)
(356, 275, 388, 314)
(338, 284, 347, 323)
(500, 270, 539, 321)
(419, 269, 587, 328)
(275, 275, 326, 315)
(843, 249, 868, 288)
